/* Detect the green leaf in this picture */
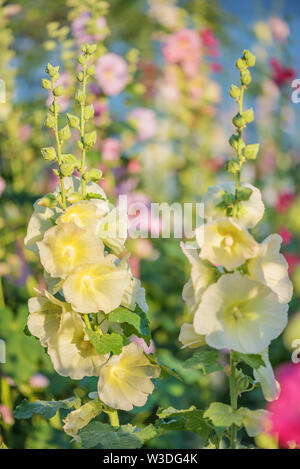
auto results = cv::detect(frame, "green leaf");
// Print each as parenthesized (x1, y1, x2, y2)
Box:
(157, 407, 211, 440)
(232, 351, 265, 370)
(204, 403, 245, 430)
(61, 154, 78, 166)
(236, 187, 253, 202)
(120, 307, 151, 345)
(79, 422, 142, 449)
(183, 346, 222, 375)
(41, 146, 57, 161)
(14, 397, 80, 420)
(58, 125, 71, 141)
(243, 143, 260, 160)
(86, 330, 123, 355)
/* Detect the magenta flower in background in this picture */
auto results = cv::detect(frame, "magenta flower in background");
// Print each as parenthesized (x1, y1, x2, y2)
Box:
(102, 138, 121, 161)
(18, 124, 32, 142)
(72, 11, 107, 43)
(0, 404, 14, 425)
(128, 108, 157, 142)
(266, 363, 300, 448)
(270, 58, 296, 88)
(201, 28, 219, 58)
(268, 17, 290, 42)
(29, 373, 50, 389)
(96, 53, 128, 96)
(284, 252, 300, 274)
(275, 191, 295, 214)
(162, 28, 202, 77)
(278, 226, 293, 245)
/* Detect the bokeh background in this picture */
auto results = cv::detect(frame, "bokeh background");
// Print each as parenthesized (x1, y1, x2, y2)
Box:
(1, 0, 300, 449)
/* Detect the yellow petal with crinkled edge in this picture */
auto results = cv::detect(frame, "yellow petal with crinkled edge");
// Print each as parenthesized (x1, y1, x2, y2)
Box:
(47, 310, 108, 379)
(196, 217, 260, 271)
(37, 222, 105, 279)
(63, 400, 102, 442)
(194, 272, 288, 354)
(97, 343, 160, 411)
(178, 323, 206, 349)
(57, 200, 103, 235)
(63, 256, 131, 314)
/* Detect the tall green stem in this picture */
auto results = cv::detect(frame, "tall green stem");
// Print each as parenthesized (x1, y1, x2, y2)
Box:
(235, 85, 245, 197)
(52, 82, 66, 209)
(0, 277, 5, 308)
(108, 409, 120, 429)
(80, 64, 87, 198)
(229, 351, 238, 449)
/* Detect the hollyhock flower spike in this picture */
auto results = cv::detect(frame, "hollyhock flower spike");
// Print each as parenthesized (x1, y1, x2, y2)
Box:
(180, 50, 292, 449)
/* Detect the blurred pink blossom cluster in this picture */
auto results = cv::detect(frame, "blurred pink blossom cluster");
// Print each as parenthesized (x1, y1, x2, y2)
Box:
(128, 108, 157, 142)
(96, 53, 129, 96)
(266, 363, 300, 448)
(268, 17, 290, 42)
(72, 12, 107, 43)
(162, 28, 202, 77)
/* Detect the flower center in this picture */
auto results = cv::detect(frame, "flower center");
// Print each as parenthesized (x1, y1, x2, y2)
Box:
(63, 246, 75, 258)
(110, 365, 126, 379)
(232, 305, 243, 320)
(82, 275, 93, 289)
(223, 235, 234, 248)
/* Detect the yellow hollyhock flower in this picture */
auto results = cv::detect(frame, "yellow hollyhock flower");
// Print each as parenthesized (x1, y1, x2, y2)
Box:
(181, 242, 218, 315)
(62, 255, 131, 314)
(202, 182, 264, 229)
(178, 323, 206, 349)
(28, 290, 66, 346)
(37, 223, 104, 279)
(253, 350, 281, 402)
(97, 342, 160, 411)
(193, 272, 288, 354)
(47, 310, 108, 379)
(247, 234, 293, 304)
(63, 400, 102, 442)
(54, 175, 108, 212)
(196, 217, 260, 270)
(57, 201, 103, 235)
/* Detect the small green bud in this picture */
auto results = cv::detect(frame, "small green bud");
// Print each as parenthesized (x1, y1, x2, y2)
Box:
(77, 140, 84, 150)
(243, 143, 260, 160)
(58, 125, 71, 141)
(67, 192, 82, 204)
(78, 54, 87, 66)
(46, 63, 60, 78)
(44, 112, 56, 129)
(60, 163, 76, 177)
(84, 168, 103, 182)
(232, 112, 246, 129)
(241, 70, 252, 86)
(83, 130, 97, 149)
(75, 90, 85, 104)
(229, 134, 245, 151)
(49, 102, 60, 113)
(62, 153, 78, 166)
(53, 85, 64, 97)
(243, 108, 254, 124)
(77, 71, 84, 82)
(41, 78, 52, 90)
(243, 49, 256, 67)
(86, 65, 96, 76)
(226, 158, 240, 174)
(43, 40, 56, 51)
(38, 193, 57, 208)
(67, 113, 80, 130)
(87, 44, 97, 55)
(41, 146, 57, 161)
(84, 104, 94, 121)
(236, 58, 247, 70)
(229, 85, 240, 99)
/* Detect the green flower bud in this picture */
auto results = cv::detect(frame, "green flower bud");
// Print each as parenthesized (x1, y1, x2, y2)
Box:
(83, 130, 97, 149)
(84, 168, 103, 182)
(62, 153, 78, 166)
(226, 158, 240, 174)
(229, 134, 245, 151)
(67, 192, 83, 204)
(49, 102, 60, 113)
(58, 125, 71, 141)
(77, 71, 84, 82)
(53, 85, 64, 97)
(243, 49, 256, 67)
(38, 193, 57, 208)
(84, 104, 94, 121)
(60, 163, 76, 177)
(41, 78, 52, 90)
(236, 187, 253, 201)
(243, 143, 260, 160)
(41, 146, 57, 161)
(75, 90, 85, 104)
(46, 63, 60, 78)
(241, 70, 252, 86)
(236, 58, 247, 71)
(44, 113, 56, 129)
(86, 65, 96, 76)
(67, 113, 80, 130)
(243, 108, 254, 124)
(87, 44, 97, 55)
(78, 54, 87, 66)
(229, 85, 240, 99)
(43, 40, 56, 51)
(232, 112, 246, 129)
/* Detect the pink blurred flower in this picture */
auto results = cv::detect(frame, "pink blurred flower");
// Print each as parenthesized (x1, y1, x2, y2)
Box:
(201, 28, 219, 57)
(267, 362, 300, 448)
(275, 191, 295, 214)
(96, 53, 128, 96)
(162, 29, 202, 77)
(127, 192, 161, 237)
(129, 255, 140, 278)
(128, 159, 141, 174)
(93, 98, 109, 126)
(3, 4, 21, 18)
(29, 373, 50, 389)
(211, 62, 223, 73)
(284, 252, 300, 274)
(278, 226, 293, 245)
(0, 176, 6, 197)
(46, 71, 71, 112)
(18, 124, 32, 142)
(133, 239, 153, 259)
(128, 108, 157, 142)
(130, 335, 155, 354)
(270, 58, 296, 88)
(268, 17, 290, 42)
(0, 405, 14, 425)
(72, 12, 107, 43)
(102, 138, 121, 161)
